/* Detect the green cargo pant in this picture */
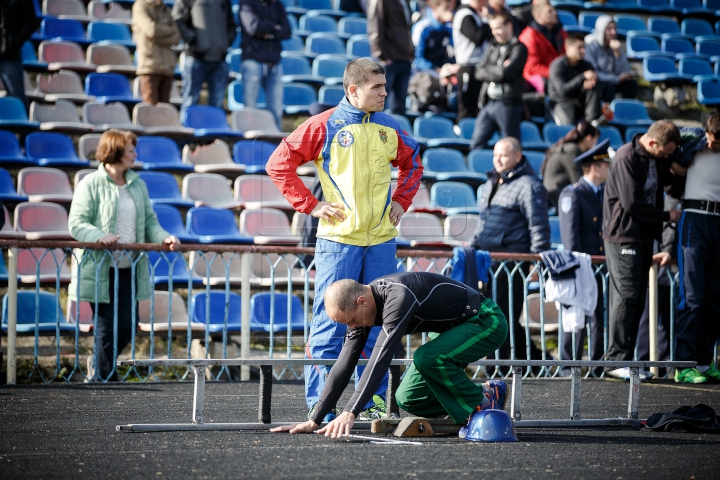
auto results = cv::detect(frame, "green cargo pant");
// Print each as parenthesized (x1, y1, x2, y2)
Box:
(395, 297, 509, 423)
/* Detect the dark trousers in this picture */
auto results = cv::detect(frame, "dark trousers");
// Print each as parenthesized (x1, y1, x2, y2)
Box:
(676, 212, 720, 365)
(0, 57, 29, 113)
(470, 100, 523, 150)
(552, 86, 602, 125)
(604, 237, 654, 364)
(599, 78, 638, 104)
(456, 65, 482, 121)
(559, 274, 605, 365)
(139, 74, 173, 105)
(90, 268, 136, 381)
(383, 60, 412, 115)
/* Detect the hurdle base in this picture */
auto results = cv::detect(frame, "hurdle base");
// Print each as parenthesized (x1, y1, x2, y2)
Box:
(116, 421, 375, 432)
(513, 418, 644, 428)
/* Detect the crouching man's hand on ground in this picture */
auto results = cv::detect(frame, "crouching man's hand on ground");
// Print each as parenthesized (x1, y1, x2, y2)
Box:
(317, 412, 355, 439)
(269, 420, 318, 434)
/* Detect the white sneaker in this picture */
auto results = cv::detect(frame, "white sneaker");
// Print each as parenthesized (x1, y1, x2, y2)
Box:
(640, 369, 654, 381)
(85, 356, 95, 383)
(606, 367, 631, 380)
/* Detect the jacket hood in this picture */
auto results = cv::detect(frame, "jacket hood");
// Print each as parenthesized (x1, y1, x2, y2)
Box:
(587, 15, 613, 46)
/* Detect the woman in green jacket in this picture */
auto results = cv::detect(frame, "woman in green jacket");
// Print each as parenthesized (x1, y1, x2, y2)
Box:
(68, 129, 180, 381)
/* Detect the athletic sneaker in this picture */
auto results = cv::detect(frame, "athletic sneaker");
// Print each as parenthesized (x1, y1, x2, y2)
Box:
(357, 395, 388, 420)
(482, 380, 507, 411)
(85, 356, 95, 383)
(704, 364, 720, 383)
(674, 367, 708, 384)
(308, 403, 338, 423)
(606, 367, 653, 381)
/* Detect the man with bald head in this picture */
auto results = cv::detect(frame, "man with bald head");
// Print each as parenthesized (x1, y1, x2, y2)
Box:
(271, 272, 508, 437)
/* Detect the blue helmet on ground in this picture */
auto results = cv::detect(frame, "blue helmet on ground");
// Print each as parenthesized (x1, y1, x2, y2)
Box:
(459, 409, 518, 442)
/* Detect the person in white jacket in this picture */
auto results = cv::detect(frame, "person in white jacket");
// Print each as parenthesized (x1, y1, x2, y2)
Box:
(584, 15, 637, 104)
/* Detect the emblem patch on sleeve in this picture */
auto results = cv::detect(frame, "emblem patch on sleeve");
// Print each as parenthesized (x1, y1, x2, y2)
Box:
(561, 196, 573, 214)
(378, 129, 388, 144)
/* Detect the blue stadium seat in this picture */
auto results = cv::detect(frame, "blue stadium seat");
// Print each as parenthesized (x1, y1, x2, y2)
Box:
(613, 14, 647, 37)
(696, 38, 720, 61)
(524, 151, 545, 177)
(578, 12, 602, 31)
(643, 55, 693, 84)
(0, 168, 28, 203)
(312, 54, 348, 85)
(557, 10, 589, 34)
(232, 140, 277, 173)
(430, 181, 479, 215)
(0, 97, 41, 132)
(146, 251, 202, 287)
(38, 18, 89, 45)
(298, 0, 342, 17)
(22, 41, 47, 71)
(305, 32, 346, 56)
(681, 19, 718, 40)
(414, 116, 471, 151)
(679, 58, 716, 81)
(137, 171, 194, 208)
(283, 83, 317, 114)
(637, 0, 680, 14)
(422, 148, 485, 182)
(626, 33, 664, 59)
(281, 35, 305, 53)
(671, 0, 708, 15)
(25, 132, 89, 167)
(549, 216, 562, 248)
(87, 22, 135, 49)
(338, 17, 367, 37)
(153, 204, 199, 243)
(227, 80, 267, 112)
(85, 72, 139, 105)
(648, 16, 684, 39)
(390, 114, 413, 135)
(458, 117, 475, 140)
(190, 291, 242, 333)
(182, 106, 243, 139)
(598, 126, 624, 149)
(2, 290, 75, 333)
(0, 130, 35, 166)
(298, 14, 338, 35)
(250, 292, 306, 332)
(136, 136, 193, 172)
(583, 0, 636, 10)
(543, 123, 573, 145)
(468, 149, 494, 174)
(609, 99, 654, 127)
(281, 53, 323, 85)
(185, 207, 254, 244)
(520, 121, 551, 151)
(347, 34, 371, 58)
(709, 0, 720, 13)
(286, 14, 299, 33)
(624, 126, 647, 142)
(697, 78, 720, 105)
(661, 37, 701, 60)
(318, 85, 345, 105)
(227, 49, 242, 77)
(0, 254, 8, 282)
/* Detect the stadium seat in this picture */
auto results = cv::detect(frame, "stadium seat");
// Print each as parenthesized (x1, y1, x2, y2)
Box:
(73, 168, 95, 187)
(338, 17, 367, 37)
(77, 133, 101, 161)
(444, 213, 479, 246)
(672, 0, 708, 15)
(191, 251, 308, 287)
(133, 102, 194, 137)
(22, 41, 47, 72)
(305, 32, 346, 56)
(0, 168, 27, 203)
(298, 0, 342, 16)
(697, 78, 720, 105)
(136, 171, 194, 208)
(85, 72, 138, 104)
(286, 13, 299, 33)
(44, 0, 89, 20)
(17, 167, 74, 204)
(283, 83, 317, 114)
(0, 97, 41, 132)
(39, 40, 96, 72)
(66, 298, 94, 333)
(390, 114, 413, 135)
(29, 99, 94, 133)
(394, 182, 443, 214)
(681, 19, 718, 40)
(281, 35, 305, 53)
(138, 291, 203, 333)
(422, 148, 485, 182)
(430, 181, 479, 215)
(557, 10, 588, 34)
(239, 208, 301, 244)
(227, 79, 267, 111)
(414, 116, 471, 151)
(396, 212, 446, 246)
(17, 248, 72, 284)
(661, 37, 701, 60)
(182, 173, 242, 209)
(609, 99, 654, 127)
(312, 54, 347, 85)
(227, 48, 242, 78)
(146, 251, 202, 287)
(598, 126, 624, 150)
(152, 204, 199, 243)
(189, 291, 242, 333)
(0, 204, 23, 239)
(696, 38, 720, 61)
(88, 1, 132, 24)
(298, 14, 338, 36)
(643, 55, 692, 84)
(136, 136, 194, 172)
(37, 69, 92, 104)
(25, 132, 89, 167)
(519, 292, 559, 332)
(626, 33, 664, 60)
(231, 108, 288, 141)
(549, 216, 562, 248)
(578, 12, 602, 31)
(678, 58, 716, 81)
(38, 18, 89, 45)
(637, 0, 680, 14)
(182, 140, 244, 174)
(82, 101, 144, 133)
(250, 292, 306, 333)
(468, 149, 494, 174)
(0, 130, 35, 167)
(234, 175, 293, 210)
(520, 121, 551, 151)
(542, 123, 573, 144)
(647, 16, 684, 39)
(182, 105, 243, 139)
(347, 34, 371, 58)
(318, 84, 345, 105)
(14, 201, 73, 240)
(86, 43, 136, 75)
(613, 14, 647, 37)
(624, 126, 647, 142)
(525, 151, 545, 176)
(87, 22, 135, 49)
(232, 140, 277, 173)
(583, 0, 637, 9)
(2, 291, 75, 333)
(456, 117, 475, 140)
(185, 207, 253, 244)
(280, 53, 323, 86)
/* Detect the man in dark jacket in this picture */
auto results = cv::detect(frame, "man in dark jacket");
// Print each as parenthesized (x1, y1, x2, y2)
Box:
(0, 0, 41, 113)
(367, 0, 415, 115)
(470, 10, 527, 151)
(172, 0, 237, 113)
(603, 120, 682, 379)
(239, 0, 291, 128)
(471, 137, 550, 364)
(548, 33, 602, 126)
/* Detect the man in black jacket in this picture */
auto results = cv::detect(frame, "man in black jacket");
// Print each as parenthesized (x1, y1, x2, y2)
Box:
(548, 33, 602, 126)
(470, 10, 527, 151)
(603, 120, 682, 379)
(0, 0, 41, 113)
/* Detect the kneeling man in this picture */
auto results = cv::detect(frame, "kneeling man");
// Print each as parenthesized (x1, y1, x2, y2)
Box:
(271, 272, 509, 437)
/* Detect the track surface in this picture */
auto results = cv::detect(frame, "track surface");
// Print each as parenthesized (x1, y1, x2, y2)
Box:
(1, 379, 719, 479)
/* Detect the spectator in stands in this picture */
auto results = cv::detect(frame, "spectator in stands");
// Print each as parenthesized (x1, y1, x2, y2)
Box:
(470, 137, 549, 365)
(603, 120, 682, 380)
(172, 0, 237, 113)
(512, 0, 538, 33)
(452, 0, 492, 121)
(469, 10, 527, 150)
(584, 16, 637, 104)
(412, 0, 455, 72)
(548, 34, 602, 126)
(367, 0, 415, 115)
(518, 0, 565, 94)
(68, 130, 180, 382)
(267, 59, 423, 422)
(132, 0, 181, 105)
(486, 0, 522, 36)
(0, 0, 41, 113)
(239, 0, 291, 129)
(674, 113, 720, 384)
(557, 138, 610, 373)
(541, 121, 599, 209)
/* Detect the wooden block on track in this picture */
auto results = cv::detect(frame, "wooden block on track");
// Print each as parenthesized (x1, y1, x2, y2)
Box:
(393, 417, 435, 437)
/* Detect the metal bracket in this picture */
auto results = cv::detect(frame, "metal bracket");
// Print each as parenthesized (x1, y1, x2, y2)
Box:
(510, 366, 522, 421)
(192, 366, 205, 424)
(628, 367, 640, 420)
(570, 366, 582, 420)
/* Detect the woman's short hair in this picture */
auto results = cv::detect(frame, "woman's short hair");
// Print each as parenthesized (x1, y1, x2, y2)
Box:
(95, 129, 137, 165)
(541, 122, 599, 177)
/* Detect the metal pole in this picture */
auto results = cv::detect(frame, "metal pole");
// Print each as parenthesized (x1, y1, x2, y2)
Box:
(648, 264, 659, 377)
(6, 247, 18, 385)
(241, 253, 251, 381)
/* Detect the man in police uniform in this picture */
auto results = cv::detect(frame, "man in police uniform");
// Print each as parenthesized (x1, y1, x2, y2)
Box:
(557, 138, 610, 373)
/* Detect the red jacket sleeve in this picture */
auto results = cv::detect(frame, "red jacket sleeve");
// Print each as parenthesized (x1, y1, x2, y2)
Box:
(391, 128, 423, 212)
(266, 113, 330, 214)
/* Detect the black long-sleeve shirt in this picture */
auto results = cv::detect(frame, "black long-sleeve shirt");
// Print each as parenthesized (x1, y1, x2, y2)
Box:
(309, 272, 484, 425)
(548, 56, 595, 105)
